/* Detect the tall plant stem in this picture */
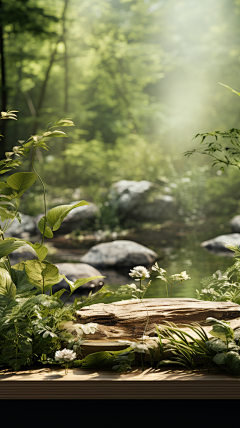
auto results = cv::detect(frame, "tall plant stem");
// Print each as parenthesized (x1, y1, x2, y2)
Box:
(31, 147, 47, 245)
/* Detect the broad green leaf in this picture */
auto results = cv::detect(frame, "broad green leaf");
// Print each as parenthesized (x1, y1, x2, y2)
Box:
(205, 338, 228, 353)
(38, 216, 54, 238)
(54, 118, 75, 127)
(0, 238, 29, 258)
(24, 260, 63, 293)
(7, 172, 37, 197)
(53, 289, 67, 299)
(225, 351, 240, 375)
(0, 238, 48, 261)
(234, 329, 240, 340)
(46, 200, 89, 232)
(212, 353, 227, 365)
(0, 207, 16, 221)
(0, 268, 16, 299)
(219, 82, 240, 97)
(209, 324, 234, 342)
(10, 268, 37, 297)
(43, 130, 67, 138)
(34, 294, 62, 309)
(74, 348, 133, 369)
(63, 275, 105, 296)
(29, 242, 48, 261)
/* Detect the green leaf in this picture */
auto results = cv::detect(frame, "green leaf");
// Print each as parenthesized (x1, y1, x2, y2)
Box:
(46, 201, 89, 232)
(43, 130, 68, 138)
(34, 294, 62, 309)
(209, 324, 234, 343)
(74, 348, 133, 369)
(53, 289, 67, 299)
(24, 260, 63, 293)
(205, 338, 228, 353)
(0, 238, 48, 261)
(54, 118, 75, 127)
(0, 268, 16, 299)
(29, 242, 48, 261)
(234, 328, 240, 340)
(225, 351, 240, 374)
(10, 268, 37, 297)
(63, 275, 105, 296)
(0, 238, 29, 258)
(7, 172, 37, 197)
(212, 353, 227, 365)
(38, 216, 54, 238)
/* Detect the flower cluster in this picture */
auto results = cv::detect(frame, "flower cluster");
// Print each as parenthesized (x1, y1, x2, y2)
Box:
(57, 321, 98, 339)
(129, 266, 150, 281)
(118, 337, 158, 354)
(55, 348, 76, 362)
(169, 271, 191, 281)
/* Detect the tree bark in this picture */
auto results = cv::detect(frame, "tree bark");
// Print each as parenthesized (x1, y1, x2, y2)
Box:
(0, 0, 7, 160)
(31, 0, 70, 136)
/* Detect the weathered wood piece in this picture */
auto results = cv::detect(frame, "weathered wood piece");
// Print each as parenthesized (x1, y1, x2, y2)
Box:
(75, 297, 240, 341)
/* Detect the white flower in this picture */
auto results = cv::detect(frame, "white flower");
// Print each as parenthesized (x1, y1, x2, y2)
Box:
(129, 266, 150, 280)
(80, 323, 98, 335)
(55, 348, 76, 362)
(118, 340, 149, 353)
(42, 330, 57, 338)
(170, 271, 190, 281)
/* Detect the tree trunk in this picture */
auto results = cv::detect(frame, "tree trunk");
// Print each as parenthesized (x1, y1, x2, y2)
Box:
(0, 0, 7, 160)
(31, 0, 70, 136)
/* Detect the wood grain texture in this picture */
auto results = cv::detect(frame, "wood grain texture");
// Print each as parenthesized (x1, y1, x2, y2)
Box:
(75, 297, 240, 340)
(1, 366, 240, 399)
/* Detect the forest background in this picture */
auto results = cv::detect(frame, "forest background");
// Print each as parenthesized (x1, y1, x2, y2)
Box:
(1, 0, 240, 232)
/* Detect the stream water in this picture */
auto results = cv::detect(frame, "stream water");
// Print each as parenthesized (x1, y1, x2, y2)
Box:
(45, 219, 236, 304)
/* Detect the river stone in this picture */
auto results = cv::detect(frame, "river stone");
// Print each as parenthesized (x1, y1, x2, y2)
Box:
(230, 215, 240, 233)
(109, 179, 175, 222)
(131, 194, 175, 221)
(81, 239, 158, 267)
(4, 213, 38, 238)
(110, 180, 153, 213)
(201, 233, 240, 253)
(54, 263, 104, 290)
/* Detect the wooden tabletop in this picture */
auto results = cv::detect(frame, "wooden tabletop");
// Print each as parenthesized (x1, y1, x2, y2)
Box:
(1, 364, 240, 399)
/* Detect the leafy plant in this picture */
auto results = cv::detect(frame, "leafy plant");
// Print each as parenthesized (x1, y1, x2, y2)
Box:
(184, 83, 240, 171)
(196, 243, 240, 303)
(0, 111, 110, 371)
(153, 318, 240, 375)
(151, 262, 191, 298)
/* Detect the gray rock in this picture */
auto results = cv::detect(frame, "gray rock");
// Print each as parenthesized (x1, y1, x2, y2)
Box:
(201, 233, 240, 253)
(81, 239, 158, 267)
(132, 194, 175, 221)
(110, 180, 152, 213)
(109, 179, 175, 222)
(55, 263, 104, 290)
(230, 215, 240, 233)
(4, 213, 38, 238)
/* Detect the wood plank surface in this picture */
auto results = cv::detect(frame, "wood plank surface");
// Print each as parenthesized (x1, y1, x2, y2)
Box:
(1, 365, 240, 399)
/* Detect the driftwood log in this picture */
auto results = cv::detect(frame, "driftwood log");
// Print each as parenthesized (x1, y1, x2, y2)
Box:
(75, 298, 240, 341)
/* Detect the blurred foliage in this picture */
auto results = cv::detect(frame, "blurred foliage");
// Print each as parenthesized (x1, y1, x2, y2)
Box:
(1, 0, 240, 228)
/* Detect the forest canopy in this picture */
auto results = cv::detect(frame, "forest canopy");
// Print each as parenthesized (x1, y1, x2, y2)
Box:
(1, 0, 240, 225)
